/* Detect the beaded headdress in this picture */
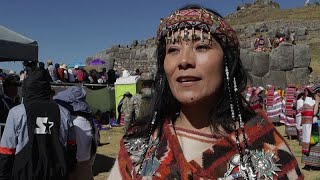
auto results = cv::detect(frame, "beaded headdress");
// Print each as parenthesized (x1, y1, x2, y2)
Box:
(156, 8, 240, 56)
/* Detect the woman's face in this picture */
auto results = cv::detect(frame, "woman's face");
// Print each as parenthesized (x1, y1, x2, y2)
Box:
(164, 30, 224, 106)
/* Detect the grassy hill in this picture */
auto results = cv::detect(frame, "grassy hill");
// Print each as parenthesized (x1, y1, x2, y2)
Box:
(226, 5, 320, 75)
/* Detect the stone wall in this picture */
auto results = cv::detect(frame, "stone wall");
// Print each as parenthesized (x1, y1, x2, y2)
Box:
(88, 38, 157, 74)
(88, 19, 318, 88)
(241, 42, 311, 88)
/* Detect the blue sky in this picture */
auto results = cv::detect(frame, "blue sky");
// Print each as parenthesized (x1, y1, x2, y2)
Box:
(0, 0, 306, 72)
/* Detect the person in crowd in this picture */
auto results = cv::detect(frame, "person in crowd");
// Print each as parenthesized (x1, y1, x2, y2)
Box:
(57, 63, 65, 82)
(52, 63, 60, 82)
(99, 68, 108, 83)
(295, 88, 305, 143)
(19, 70, 26, 82)
(38, 62, 45, 70)
(0, 68, 77, 180)
(0, 76, 20, 125)
(280, 84, 298, 139)
(266, 85, 283, 124)
(67, 68, 75, 83)
(254, 34, 266, 52)
(61, 64, 69, 82)
(120, 92, 133, 131)
(73, 65, 84, 83)
(126, 73, 154, 126)
(301, 85, 320, 171)
(107, 68, 117, 84)
(108, 5, 303, 179)
(53, 86, 98, 180)
(88, 69, 100, 84)
(0, 69, 6, 80)
(47, 59, 55, 81)
(134, 68, 142, 76)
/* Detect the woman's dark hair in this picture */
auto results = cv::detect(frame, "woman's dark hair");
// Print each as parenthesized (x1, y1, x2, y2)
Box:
(127, 4, 255, 138)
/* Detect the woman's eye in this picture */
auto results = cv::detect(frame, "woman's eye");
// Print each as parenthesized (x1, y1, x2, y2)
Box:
(196, 44, 210, 51)
(167, 47, 179, 54)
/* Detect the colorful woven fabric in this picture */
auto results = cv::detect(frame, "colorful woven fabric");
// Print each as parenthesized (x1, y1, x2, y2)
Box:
(267, 91, 282, 118)
(285, 86, 296, 117)
(110, 116, 304, 179)
(301, 97, 315, 153)
(245, 87, 255, 102)
(266, 86, 275, 107)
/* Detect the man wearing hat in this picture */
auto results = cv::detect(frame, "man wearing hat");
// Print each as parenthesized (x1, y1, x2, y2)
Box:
(126, 72, 154, 130)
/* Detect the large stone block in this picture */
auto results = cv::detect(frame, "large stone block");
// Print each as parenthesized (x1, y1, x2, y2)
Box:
(244, 25, 256, 36)
(286, 68, 310, 86)
(251, 52, 269, 77)
(295, 35, 306, 41)
(294, 44, 311, 68)
(270, 42, 294, 71)
(240, 49, 252, 71)
(262, 71, 287, 89)
(296, 28, 307, 36)
(248, 73, 263, 87)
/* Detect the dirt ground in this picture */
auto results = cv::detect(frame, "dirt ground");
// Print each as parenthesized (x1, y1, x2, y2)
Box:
(93, 125, 319, 180)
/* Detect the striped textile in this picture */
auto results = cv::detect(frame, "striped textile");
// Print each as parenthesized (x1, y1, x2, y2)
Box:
(267, 91, 282, 118)
(267, 86, 275, 107)
(301, 120, 320, 167)
(301, 97, 315, 153)
(285, 86, 296, 117)
(245, 87, 255, 102)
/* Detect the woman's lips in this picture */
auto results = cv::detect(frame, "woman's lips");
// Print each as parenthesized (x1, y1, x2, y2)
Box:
(176, 76, 201, 86)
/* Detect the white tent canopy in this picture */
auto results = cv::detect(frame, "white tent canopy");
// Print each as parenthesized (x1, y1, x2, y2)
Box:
(0, 25, 38, 62)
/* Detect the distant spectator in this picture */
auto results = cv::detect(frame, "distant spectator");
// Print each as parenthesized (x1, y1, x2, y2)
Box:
(39, 62, 45, 70)
(107, 69, 117, 84)
(134, 68, 142, 76)
(57, 64, 65, 82)
(99, 68, 108, 83)
(47, 60, 55, 81)
(53, 63, 60, 82)
(254, 34, 265, 52)
(7, 71, 20, 82)
(19, 70, 26, 82)
(0, 69, 7, 80)
(0, 76, 20, 124)
(74, 65, 86, 83)
(68, 68, 75, 83)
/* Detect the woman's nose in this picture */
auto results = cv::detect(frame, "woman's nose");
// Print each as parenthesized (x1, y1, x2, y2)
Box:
(178, 48, 195, 70)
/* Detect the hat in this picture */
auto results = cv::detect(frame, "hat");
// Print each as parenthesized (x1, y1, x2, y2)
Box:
(74, 65, 79, 69)
(47, 59, 53, 64)
(9, 70, 15, 74)
(53, 86, 92, 113)
(140, 72, 154, 81)
(124, 91, 131, 95)
(61, 64, 67, 70)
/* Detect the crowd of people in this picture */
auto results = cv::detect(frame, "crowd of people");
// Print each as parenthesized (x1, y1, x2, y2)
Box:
(253, 30, 296, 52)
(246, 84, 320, 171)
(0, 68, 99, 179)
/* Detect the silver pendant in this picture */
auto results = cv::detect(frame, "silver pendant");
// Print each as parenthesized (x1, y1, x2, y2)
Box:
(218, 150, 281, 180)
(251, 150, 282, 180)
(124, 137, 149, 164)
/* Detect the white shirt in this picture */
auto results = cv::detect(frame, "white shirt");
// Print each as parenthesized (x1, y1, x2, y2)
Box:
(72, 115, 93, 162)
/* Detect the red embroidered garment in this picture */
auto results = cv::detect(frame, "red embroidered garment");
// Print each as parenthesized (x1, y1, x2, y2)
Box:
(113, 115, 303, 179)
